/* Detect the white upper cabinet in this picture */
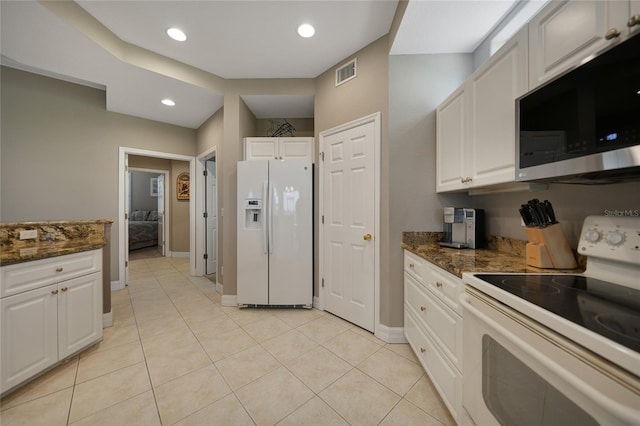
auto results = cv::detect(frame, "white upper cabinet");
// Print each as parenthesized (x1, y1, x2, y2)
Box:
(436, 87, 467, 192)
(244, 137, 314, 162)
(468, 28, 528, 188)
(528, 0, 629, 89)
(437, 28, 527, 192)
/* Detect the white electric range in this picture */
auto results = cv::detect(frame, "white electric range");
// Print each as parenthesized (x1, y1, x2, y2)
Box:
(461, 215, 640, 426)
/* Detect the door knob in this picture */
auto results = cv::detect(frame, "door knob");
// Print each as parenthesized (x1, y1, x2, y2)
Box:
(363, 233, 372, 241)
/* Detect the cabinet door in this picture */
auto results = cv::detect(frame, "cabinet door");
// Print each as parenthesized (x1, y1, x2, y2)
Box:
(1, 285, 58, 394)
(244, 138, 279, 160)
(468, 29, 527, 188)
(529, 0, 629, 89)
(58, 272, 103, 359)
(436, 86, 467, 192)
(279, 137, 314, 162)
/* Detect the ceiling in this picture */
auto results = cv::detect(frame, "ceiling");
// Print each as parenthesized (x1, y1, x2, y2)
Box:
(0, 0, 518, 129)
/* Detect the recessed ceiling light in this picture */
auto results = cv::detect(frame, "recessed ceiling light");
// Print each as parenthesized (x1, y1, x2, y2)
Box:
(297, 24, 315, 38)
(166, 27, 187, 42)
(161, 99, 176, 106)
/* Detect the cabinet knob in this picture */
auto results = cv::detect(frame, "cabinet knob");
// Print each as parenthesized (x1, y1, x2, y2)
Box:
(628, 14, 640, 28)
(55, 267, 63, 273)
(51, 289, 59, 295)
(436, 281, 443, 288)
(420, 306, 427, 312)
(460, 177, 473, 184)
(363, 233, 372, 241)
(61, 287, 68, 292)
(605, 28, 621, 40)
(409, 263, 415, 268)
(420, 347, 426, 353)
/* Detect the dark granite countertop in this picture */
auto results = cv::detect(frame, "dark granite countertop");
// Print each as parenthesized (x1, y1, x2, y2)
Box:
(1, 220, 111, 266)
(402, 232, 585, 278)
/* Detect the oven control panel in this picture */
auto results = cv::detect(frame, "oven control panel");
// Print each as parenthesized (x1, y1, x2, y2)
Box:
(579, 216, 640, 264)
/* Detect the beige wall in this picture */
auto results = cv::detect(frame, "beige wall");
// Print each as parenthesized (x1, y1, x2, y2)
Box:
(254, 118, 314, 137)
(170, 160, 190, 252)
(314, 35, 394, 324)
(0, 67, 197, 281)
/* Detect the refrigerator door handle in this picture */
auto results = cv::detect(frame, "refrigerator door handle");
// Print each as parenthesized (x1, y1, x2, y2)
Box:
(268, 180, 274, 255)
(262, 180, 268, 254)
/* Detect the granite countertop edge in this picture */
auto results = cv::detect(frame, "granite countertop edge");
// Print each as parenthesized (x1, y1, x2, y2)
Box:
(1, 219, 114, 227)
(1, 242, 106, 267)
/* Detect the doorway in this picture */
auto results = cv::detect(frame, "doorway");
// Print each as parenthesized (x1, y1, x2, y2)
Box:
(117, 147, 196, 289)
(127, 169, 168, 260)
(195, 146, 220, 293)
(319, 113, 381, 334)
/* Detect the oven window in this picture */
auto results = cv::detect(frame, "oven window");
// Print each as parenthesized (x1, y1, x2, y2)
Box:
(482, 336, 597, 425)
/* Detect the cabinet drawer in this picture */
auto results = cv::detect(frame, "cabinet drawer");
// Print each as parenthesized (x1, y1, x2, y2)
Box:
(405, 274, 462, 372)
(405, 308, 461, 421)
(1, 249, 102, 298)
(425, 264, 464, 316)
(404, 250, 426, 283)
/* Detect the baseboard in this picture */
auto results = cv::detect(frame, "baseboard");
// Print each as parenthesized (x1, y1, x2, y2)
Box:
(221, 294, 237, 307)
(103, 311, 113, 328)
(313, 296, 320, 309)
(111, 280, 125, 291)
(375, 324, 407, 344)
(216, 282, 223, 294)
(170, 251, 189, 258)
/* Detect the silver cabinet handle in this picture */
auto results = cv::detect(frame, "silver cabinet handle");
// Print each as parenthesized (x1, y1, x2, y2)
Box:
(628, 14, 640, 28)
(605, 28, 621, 40)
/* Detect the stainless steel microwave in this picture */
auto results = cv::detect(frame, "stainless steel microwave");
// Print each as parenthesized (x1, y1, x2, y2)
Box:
(516, 32, 640, 184)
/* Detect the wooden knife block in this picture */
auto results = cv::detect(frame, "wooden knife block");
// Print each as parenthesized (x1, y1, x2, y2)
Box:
(525, 224, 577, 269)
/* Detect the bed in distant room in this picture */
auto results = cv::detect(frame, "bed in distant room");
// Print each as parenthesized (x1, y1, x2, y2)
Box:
(129, 210, 159, 250)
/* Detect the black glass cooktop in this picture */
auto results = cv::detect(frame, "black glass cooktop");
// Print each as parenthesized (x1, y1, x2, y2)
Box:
(475, 274, 640, 353)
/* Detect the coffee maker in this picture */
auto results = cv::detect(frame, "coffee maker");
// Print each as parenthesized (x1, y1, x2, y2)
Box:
(440, 207, 486, 249)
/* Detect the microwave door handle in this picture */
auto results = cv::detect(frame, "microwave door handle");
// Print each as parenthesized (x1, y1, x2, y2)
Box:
(460, 292, 639, 423)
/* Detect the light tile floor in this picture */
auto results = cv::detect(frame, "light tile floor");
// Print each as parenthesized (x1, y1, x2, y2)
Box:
(0, 256, 455, 426)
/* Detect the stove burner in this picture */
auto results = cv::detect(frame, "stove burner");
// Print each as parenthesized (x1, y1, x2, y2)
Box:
(595, 314, 640, 343)
(499, 278, 561, 295)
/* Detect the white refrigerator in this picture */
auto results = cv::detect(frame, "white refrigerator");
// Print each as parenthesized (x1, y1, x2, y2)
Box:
(237, 160, 312, 306)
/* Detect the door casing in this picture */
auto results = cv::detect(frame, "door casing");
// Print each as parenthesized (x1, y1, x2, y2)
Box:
(117, 147, 196, 289)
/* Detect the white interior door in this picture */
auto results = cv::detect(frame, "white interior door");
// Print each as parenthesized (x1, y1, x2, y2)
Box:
(157, 174, 165, 256)
(322, 121, 376, 331)
(206, 160, 217, 273)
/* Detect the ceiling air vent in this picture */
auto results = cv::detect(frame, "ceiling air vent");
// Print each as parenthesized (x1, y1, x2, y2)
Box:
(336, 58, 357, 86)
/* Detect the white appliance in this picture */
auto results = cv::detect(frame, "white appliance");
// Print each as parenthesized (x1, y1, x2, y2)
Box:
(236, 160, 312, 307)
(461, 216, 640, 426)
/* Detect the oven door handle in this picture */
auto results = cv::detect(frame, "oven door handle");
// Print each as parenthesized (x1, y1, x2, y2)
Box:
(459, 292, 640, 424)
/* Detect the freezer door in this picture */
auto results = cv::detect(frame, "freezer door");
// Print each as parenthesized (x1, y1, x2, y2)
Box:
(268, 161, 313, 305)
(237, 160, 269, 305)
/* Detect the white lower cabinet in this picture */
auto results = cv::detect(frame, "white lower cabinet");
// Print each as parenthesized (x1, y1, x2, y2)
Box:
(1, 250, 103, 395)
(404, 250, 463, 422)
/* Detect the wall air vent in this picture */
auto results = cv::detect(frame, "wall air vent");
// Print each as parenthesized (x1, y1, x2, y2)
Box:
(335, 58, 357, 86)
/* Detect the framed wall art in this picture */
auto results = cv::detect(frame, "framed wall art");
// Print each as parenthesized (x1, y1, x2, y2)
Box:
(150, 177, 158, 197)
(177, 172, 190, 200)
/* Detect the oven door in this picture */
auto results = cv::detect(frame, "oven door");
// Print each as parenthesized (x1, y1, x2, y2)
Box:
(461, 286, 640, 426)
